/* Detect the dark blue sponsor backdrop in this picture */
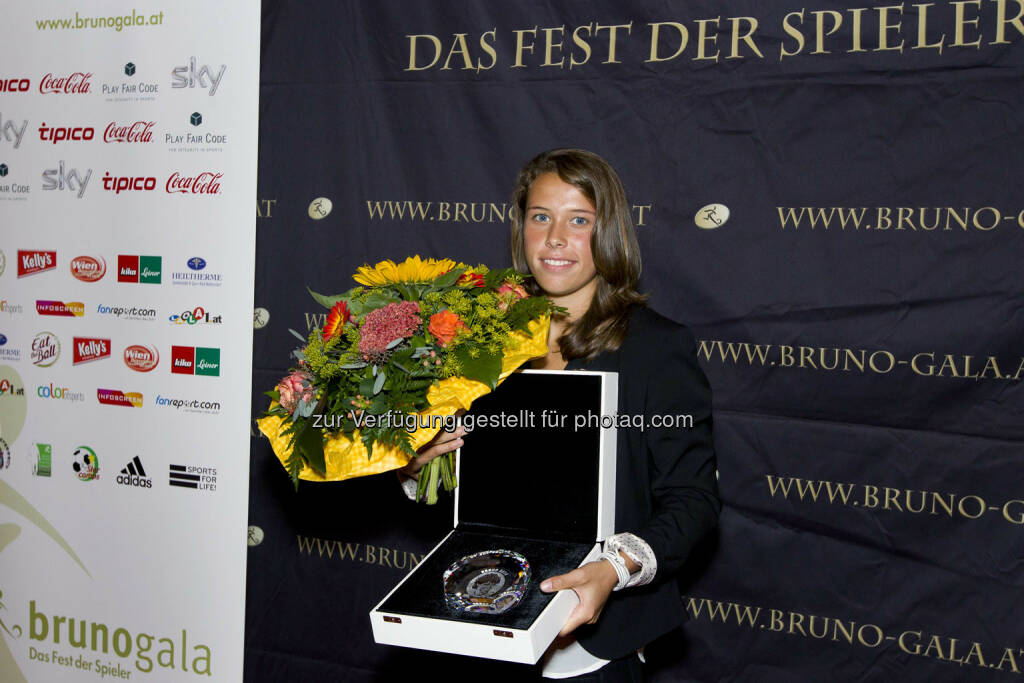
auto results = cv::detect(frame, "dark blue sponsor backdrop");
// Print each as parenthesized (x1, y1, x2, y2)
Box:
(249, 1, 1024, 680)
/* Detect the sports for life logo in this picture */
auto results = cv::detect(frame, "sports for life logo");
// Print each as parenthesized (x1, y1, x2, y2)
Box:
(171, 346, 220, 376)
(117, 255, 161, 283)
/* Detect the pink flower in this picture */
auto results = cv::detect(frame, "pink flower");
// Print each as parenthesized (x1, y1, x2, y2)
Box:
(358, 301, 422, 357)
(495, 281, 528, 311)
(277, 370, 315, 413)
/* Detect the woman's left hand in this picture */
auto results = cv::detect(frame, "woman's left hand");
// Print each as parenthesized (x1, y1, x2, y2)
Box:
(540, 560, 619, 637)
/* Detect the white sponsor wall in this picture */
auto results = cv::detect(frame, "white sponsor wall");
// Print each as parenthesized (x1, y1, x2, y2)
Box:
(0, 2, 258, 681)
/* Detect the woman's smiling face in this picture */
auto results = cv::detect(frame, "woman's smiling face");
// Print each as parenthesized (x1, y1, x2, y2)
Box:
(523, 172, 599, 312)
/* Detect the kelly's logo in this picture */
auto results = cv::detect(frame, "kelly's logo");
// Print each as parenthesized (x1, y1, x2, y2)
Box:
(117, 255, 161, 284)
(72, 337, 110, 365)
(17, 250, 55, 277)
(171, 346, 220, 376)
(39, 72, 92, 94)
(42, 161, 92, 198)
(70, 255, 106, 282)
(170, 57, 226, 95)
(104, 120, 154, 143)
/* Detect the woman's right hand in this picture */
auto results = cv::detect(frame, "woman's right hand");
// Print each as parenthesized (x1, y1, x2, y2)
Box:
(399, 424, 466, 480)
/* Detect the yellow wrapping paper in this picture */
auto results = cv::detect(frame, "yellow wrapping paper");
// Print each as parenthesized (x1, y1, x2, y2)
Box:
(256, 316, 550, 483)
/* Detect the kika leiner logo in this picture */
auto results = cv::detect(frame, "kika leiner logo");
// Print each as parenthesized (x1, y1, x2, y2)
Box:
(71, 446, 98, 481)
(117, 456, 151, 488)
(117, 254, 161, 283)
(171, 346, 220, 376)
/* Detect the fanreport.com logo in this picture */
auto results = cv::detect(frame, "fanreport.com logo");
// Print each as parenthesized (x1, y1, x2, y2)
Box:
(96, 303, 157, 321)
(154, 393, 220, 414)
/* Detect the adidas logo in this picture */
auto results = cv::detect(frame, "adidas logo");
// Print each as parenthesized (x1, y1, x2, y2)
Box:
(117, 455, 153, 488)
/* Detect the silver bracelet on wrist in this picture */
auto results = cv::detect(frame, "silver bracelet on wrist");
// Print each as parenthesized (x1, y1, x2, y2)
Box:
(597, 550, 631, 591)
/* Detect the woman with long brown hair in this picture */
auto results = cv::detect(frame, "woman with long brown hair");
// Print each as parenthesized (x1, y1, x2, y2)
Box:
(404, 148, 720, 681)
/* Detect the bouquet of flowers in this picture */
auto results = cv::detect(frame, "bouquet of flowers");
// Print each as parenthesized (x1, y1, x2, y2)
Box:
(257, 256, 555, 503)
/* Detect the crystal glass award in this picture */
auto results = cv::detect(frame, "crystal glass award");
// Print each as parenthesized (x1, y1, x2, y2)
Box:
(443, 550, 531, 615)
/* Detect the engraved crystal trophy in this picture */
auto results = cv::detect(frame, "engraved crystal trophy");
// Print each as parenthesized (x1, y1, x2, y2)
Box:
(442, 550, 531, 615)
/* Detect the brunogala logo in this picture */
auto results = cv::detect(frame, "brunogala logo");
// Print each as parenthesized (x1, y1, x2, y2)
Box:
(70, 255, 106, 282)
(695, 203, 730, 229)
(72, 446, 99, 481)
(123, 344, 159, 372)
(308, 197, 332, 220)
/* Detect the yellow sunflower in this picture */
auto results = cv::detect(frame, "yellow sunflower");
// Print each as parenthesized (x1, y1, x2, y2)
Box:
(352, 255, 466, 286)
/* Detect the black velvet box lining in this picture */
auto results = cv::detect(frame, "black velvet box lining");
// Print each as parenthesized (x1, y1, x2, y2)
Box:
(457, 371, 605, 544)
(378, 528, 594, 630)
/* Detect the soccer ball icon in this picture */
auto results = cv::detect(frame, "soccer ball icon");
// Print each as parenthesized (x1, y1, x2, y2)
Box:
(72, 446, 99, 481)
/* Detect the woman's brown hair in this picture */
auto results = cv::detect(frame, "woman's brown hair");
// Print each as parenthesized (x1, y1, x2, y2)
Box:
(510, 148, 647, 362)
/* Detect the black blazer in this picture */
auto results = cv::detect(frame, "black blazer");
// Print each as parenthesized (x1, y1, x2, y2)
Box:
(566, 304, 721, 660)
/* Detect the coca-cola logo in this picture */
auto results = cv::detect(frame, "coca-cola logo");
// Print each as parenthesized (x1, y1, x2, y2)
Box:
(165, 171, 222, 195)
(73, 337, 111, 365)
(39, 72, 92, 94)
(104, 121, 154, 144)
(123, 344, 159, 372)
(70, 255, 106, 282)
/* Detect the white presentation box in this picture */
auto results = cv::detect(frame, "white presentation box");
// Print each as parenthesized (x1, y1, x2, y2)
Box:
(370, 369, 618, 664)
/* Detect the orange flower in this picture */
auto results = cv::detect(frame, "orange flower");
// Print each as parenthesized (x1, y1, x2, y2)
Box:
(322, 301, 351, 340)
(457, 272, 485, 287)
(428, 310, 468, 347)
